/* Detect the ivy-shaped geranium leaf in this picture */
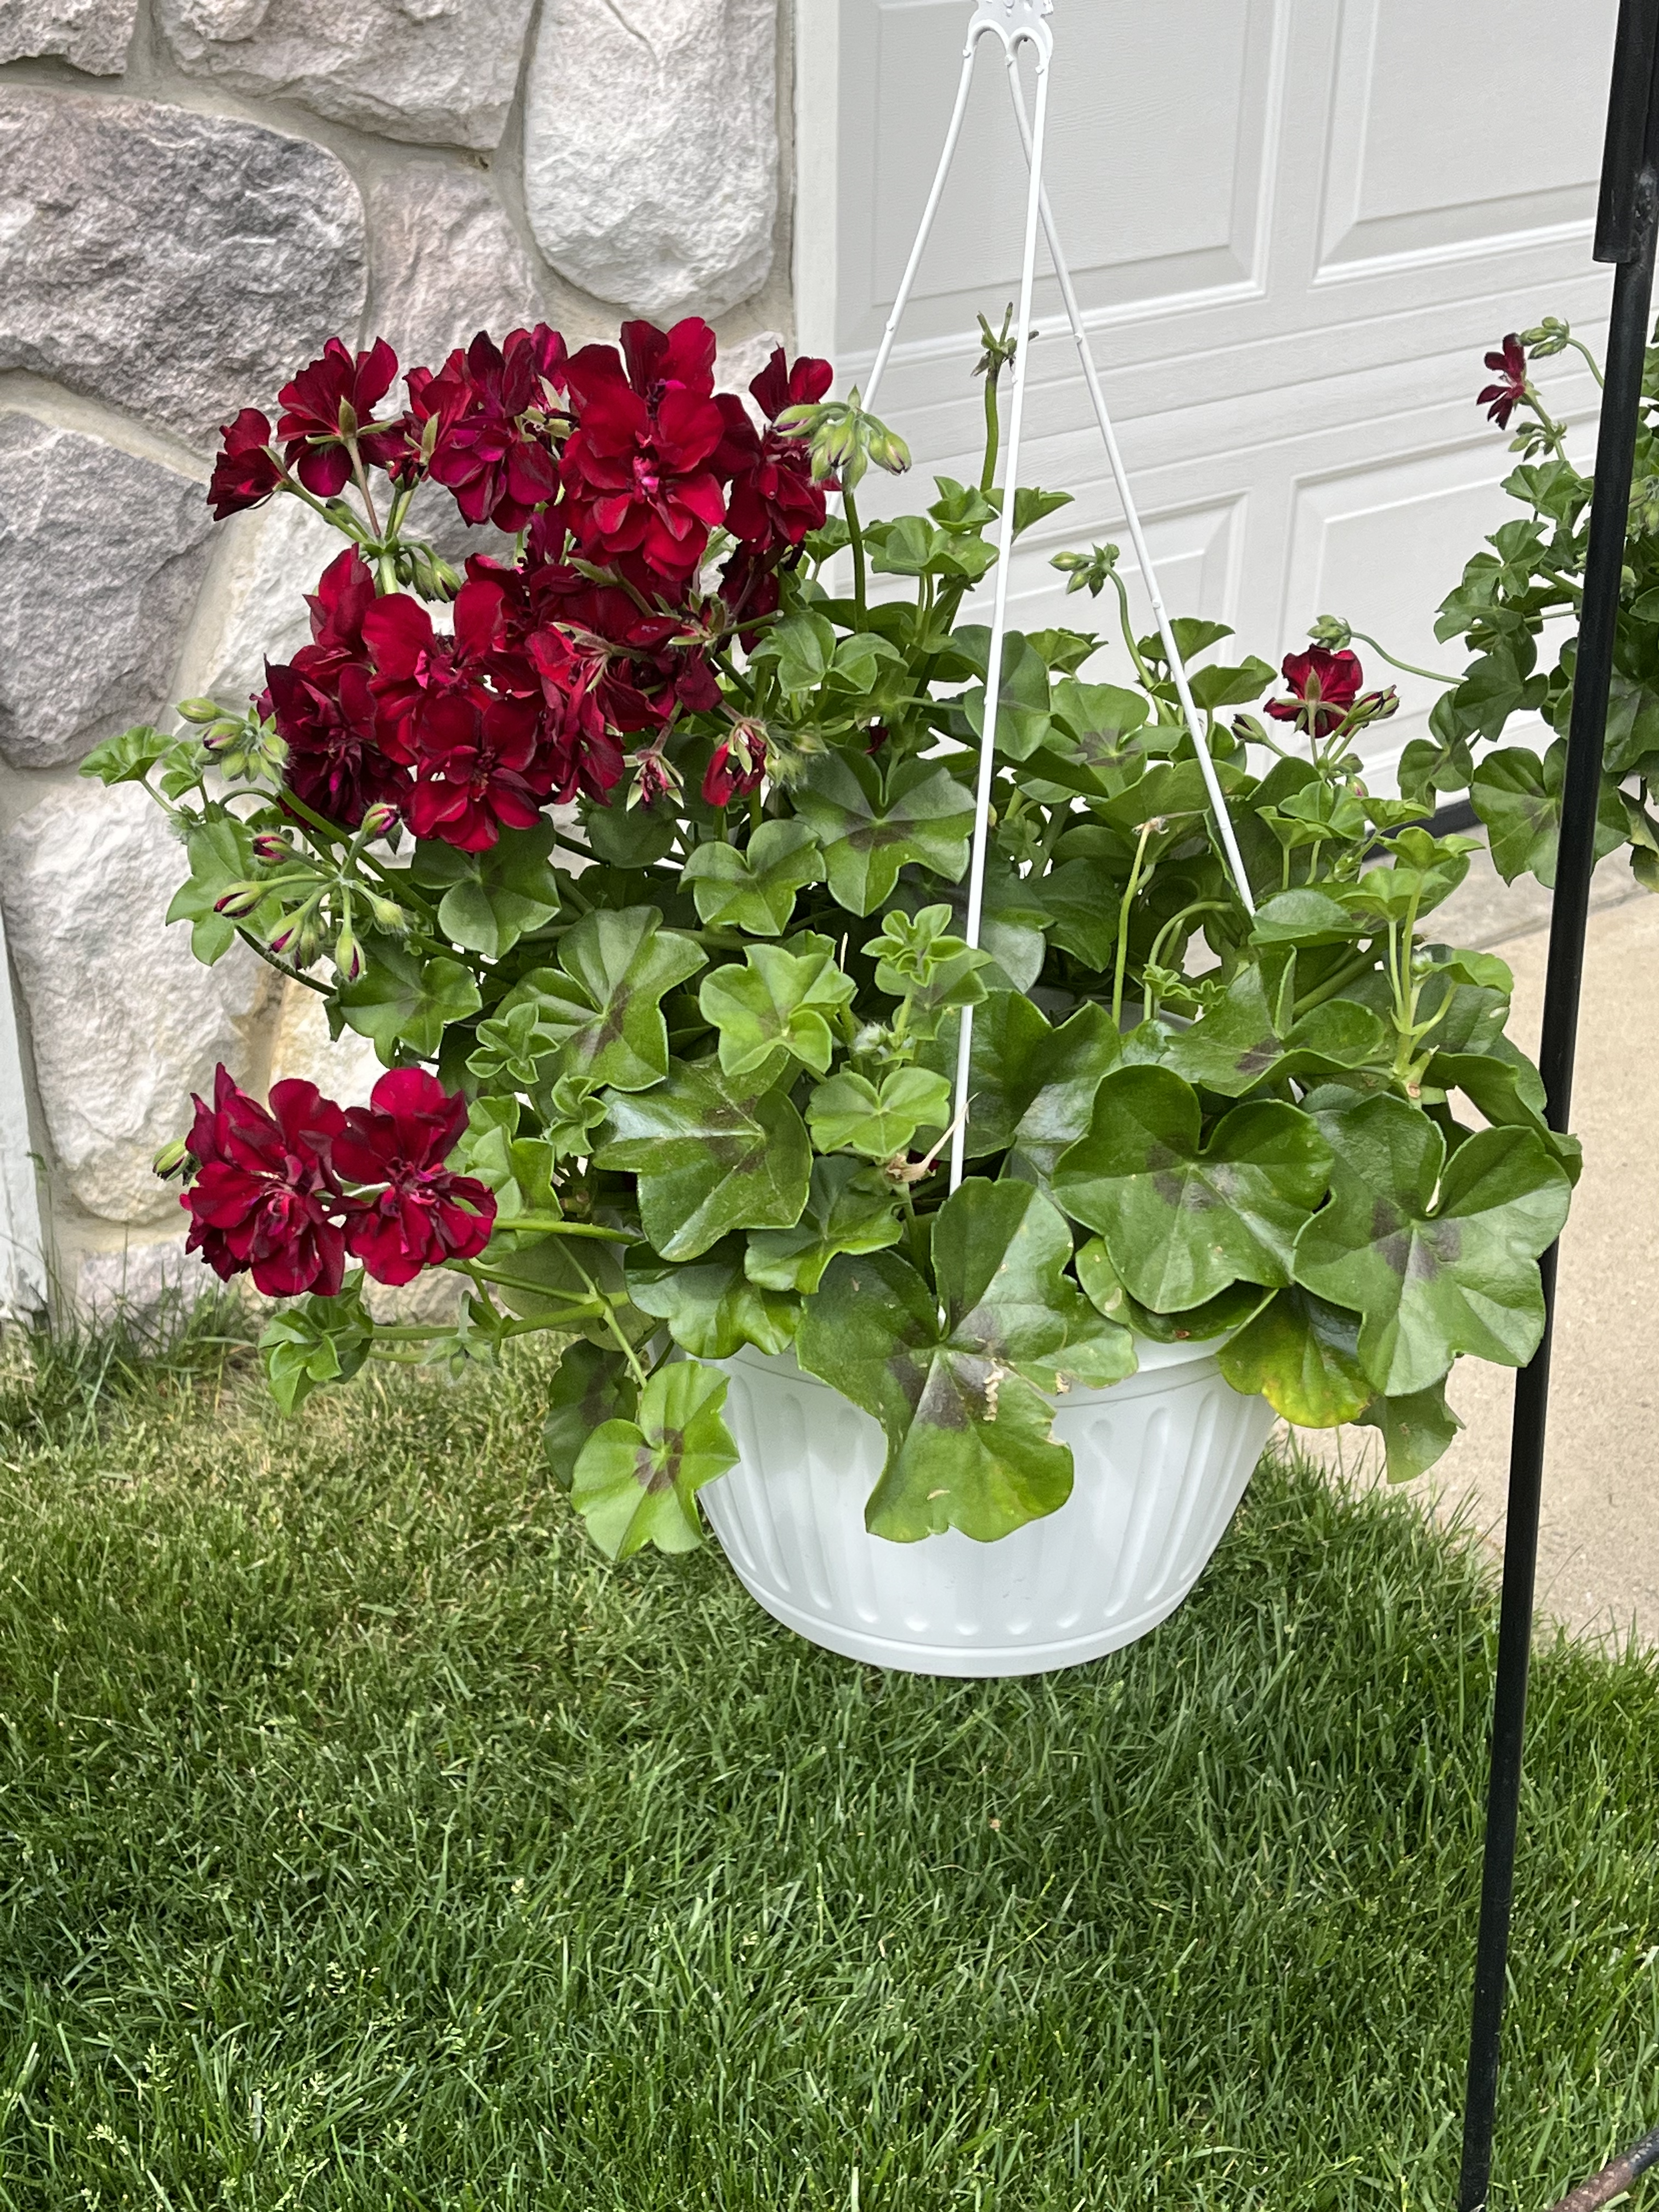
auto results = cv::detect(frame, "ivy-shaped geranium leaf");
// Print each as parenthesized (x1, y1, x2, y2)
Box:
(411, 820, 562, 960)
(337, 940, 483, 1064)
(698, 943, 855, 1082)
(596, 1060, 812, 1262)
(680, 818, 826, 936)
(1033, 855, 1121, 968)
(1425, 1042, 1581, 1183)
(165, 812, 277, 964)
(456, 1094, 560, 1221)
(571, 1361, 738, 1559)
(625, 1237, 798, 1357)
(496, 907, 706, 1094)
(1470, 741, 1627, 887)
(1248, 887, 1365, 947)
(1215, 1285, 1373, 1427)
(792, 751, 974, 915)
(806, 1066, 952, 1161)
(744, 1155, 904, 1294)
(1159, 962, 1390, 1098)
(544, 1342, 637, 1492)
(1355, 1378, 1462, 1483)
(1077, 1235, 1268, 1344)
(483, 1231, 651, 1351)
(259, 1276, 374, 1416)
(1292, 1093, 1572, 1396)
(583, 799, 678, 868)
(946, 992, 1120, 1187)
(82, 722, 199, 790)
(1051, 1065, 1333, 1311)
(798, 1180, 1089, 1542)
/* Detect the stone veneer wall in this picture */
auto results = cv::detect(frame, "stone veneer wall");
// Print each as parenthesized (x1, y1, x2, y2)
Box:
(0, 0, 794, 1317)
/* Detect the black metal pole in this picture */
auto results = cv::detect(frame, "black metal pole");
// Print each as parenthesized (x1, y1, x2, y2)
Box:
(1458, 7, 1659, 2206)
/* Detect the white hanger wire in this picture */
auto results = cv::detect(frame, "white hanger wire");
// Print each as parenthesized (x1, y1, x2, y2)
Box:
(856, 0, 1254, 1192)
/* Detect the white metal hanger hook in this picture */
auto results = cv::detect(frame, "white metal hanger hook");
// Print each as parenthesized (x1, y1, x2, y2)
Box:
(966, 0, 1054, 61)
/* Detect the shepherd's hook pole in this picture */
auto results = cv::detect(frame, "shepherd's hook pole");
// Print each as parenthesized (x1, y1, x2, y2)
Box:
(1458, 4, 1659, 2204)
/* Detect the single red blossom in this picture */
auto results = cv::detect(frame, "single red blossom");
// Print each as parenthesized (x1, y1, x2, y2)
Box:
(276, 336, 405, 497)
(1265, 647, 1365, 740)
(405, 688, 551, 850)
(334, 1068, 496, 1285)
(561, 318, 729, 584)
(702, 723, 766, 809)
(295, 547, 378, 679)
(266, 656, 411, 828)
(409, 325, 568, 530)
(526, 625, 626, 800)
(361, 574, 520, 753)
(1478, 334, 1529, 431)
(182, 1066, 352, 1298)
(208, 408, 283, 520)
(748, 346, 833, 424)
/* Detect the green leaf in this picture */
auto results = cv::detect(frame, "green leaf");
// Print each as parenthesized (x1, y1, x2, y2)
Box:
(1292, 1094, 1572, 1396)
(1052, 1065, 1333, 1311)
(496, 907, 706, 1093)
(164, 813, 274, 964)
(81, 723, 198, 789)
(571, 1361, 738, 1559)
(699, 943, 855, 1081)
(797, 1180, 1124, 1542)
(596, 1060, 812, 1262)
(625, 1238, 798, 1357)
(411, 821, 562, 959)
(1215, 1286, 1372, 1427)
(680, 819, 825, 936)
(792, 752, 974, 915)
(583, 799, 677, 868)
(753, 608, 838, 693)
(1471, 741, 1627, 888)
(1426, 1041, 1581, 1183)
(1249, 887, 1365, 948)
(1035, 856, 1121, 969)
(806, 1066, 952, 1161)
(259, 1278, 374, 1415)
(959, 631, 1058, 759)
(544, 1342, 637, 1492)
(1355, 1378, 1463, 1483)
(1187, 656, 1276, 710)
(948, 994, 1120, 1187)
(337, 941, 482, 1064)
(744, 1155, 905, 1294)
(1160, 963, 1390, 1097)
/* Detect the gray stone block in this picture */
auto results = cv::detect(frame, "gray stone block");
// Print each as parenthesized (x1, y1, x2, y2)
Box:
(524, 0, 778, 320)
(0, 412, 215, 768)
(157, 0, 535, 152)
(0, 90, 366, 448)
(0, 0, 136, 72)
(365, 162, 544, 379)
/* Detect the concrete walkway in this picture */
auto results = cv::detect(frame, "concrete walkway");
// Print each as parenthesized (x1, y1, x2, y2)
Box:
(1306, 849, 1659, 1646)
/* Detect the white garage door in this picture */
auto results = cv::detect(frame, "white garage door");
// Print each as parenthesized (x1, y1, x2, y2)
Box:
(793, 0, 1619, 788)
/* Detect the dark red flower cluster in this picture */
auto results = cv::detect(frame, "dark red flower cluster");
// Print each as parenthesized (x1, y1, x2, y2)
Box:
(215, 319, 833, 841)
(1266, 646, 1365, 740)
(1478, 335, 1528, 431)
(182, 1065, 494, 1297)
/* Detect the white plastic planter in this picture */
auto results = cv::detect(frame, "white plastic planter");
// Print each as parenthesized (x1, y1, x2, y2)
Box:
(703, 1341, 1276, 1678)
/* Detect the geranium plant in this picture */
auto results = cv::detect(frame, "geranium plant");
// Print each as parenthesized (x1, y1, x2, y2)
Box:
(88, 307, 1622, 1562)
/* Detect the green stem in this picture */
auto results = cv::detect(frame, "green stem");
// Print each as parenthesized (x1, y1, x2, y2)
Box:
(1110, 572, 1154, 689)
(980, 365, 1002, 496)
(1565, 336, 1605, 390)
(1292, 947, 1376, 1019)
(843, 484, 868, 628)
(1345, 630, 1459, 687)
(491, 1216, 634, 1243)
(1111, 820, 1157, 1030)
(235, 926, 330, 996)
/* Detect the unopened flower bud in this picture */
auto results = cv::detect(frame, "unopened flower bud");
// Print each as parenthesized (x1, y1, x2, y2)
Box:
(363, 892, 408, 933)
(177, 697, 223, 725)
(213, 881, 265, 918)
(200, 719, 245, 753)
(153, 1135, 190, 1180)
(1520, 317, 1570, 358)
(359, 801, 399, 840)
(1308, 614, 1353, 648)
(334, 925, 364, 983)
(251, 831, 291, 865)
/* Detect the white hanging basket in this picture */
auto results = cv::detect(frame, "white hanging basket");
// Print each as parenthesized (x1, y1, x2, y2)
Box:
(702, 1346, 1276, 1678)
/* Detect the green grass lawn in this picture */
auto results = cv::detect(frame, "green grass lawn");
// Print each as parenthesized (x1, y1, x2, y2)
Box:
(0, 1310, 1655, 2211)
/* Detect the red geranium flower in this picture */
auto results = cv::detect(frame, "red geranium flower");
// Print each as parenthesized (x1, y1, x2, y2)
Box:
(334, 1068, 496, 1286)
(182, 1067, 351, 1298)
(405, 687, 551, 851)
(1265, 647, 1365, 740)
(1478, 334, 1528, 431)
(208, 407, 283, 520)
(266, 551, 410, 827)
(276, 337, 405, 498)
(410, 325, 568, 531)
(362, 572, 521, 753)
(561, 317, 729, 585)
(702, 723, 766, 809)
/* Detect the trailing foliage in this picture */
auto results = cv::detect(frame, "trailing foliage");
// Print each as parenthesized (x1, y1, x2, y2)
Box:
(89, 304, 1645, 1561)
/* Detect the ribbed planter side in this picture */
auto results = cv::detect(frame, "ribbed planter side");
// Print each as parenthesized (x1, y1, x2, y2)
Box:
(703, 1342, 1277, 1677)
